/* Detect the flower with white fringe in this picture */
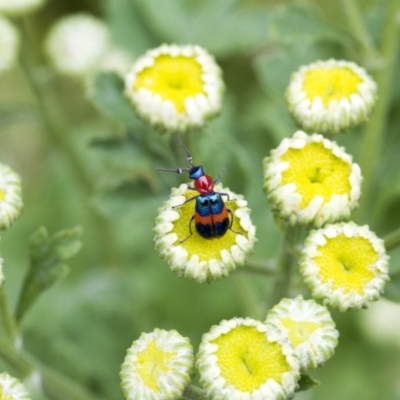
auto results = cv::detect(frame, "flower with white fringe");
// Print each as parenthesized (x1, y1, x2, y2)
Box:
(0, 0, 45, 16)
(0, 372, 31, 400)
(120, 329, 194, 400)
(300, 222, 389, 311)
(45, 13, 110, 78)
(196, 317, 300, 400)
(125, 44, 224, 132)
(286, 59, 377, 134)
(0, 163, 23, 230)
(0, 17, 19, 75)
(265, 296, 339, 370)
(263, 130, 362, 227)
(154, 183, 257, 283)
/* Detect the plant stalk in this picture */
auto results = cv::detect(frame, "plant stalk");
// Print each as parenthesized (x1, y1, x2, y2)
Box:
(357, 0, 400, 220)
(269, 224, 302, 308)
(182, 385, 208, 400)
(0, 336, 102, 400)
(0, 285, 19, 344)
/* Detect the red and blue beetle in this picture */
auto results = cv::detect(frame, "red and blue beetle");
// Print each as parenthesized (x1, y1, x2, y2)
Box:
(158, 142, 237, 242)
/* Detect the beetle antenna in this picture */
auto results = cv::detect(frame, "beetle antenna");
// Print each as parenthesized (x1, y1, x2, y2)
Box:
(156, 167, 191, 174)
(177, 135, 194, 167)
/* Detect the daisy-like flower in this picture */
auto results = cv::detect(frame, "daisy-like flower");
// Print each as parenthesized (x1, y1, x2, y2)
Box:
(125, 44, 224, 132)
(44, 14, 110, 78)
(154, 183, 257, 283)
(286, 59, 377, 134)
(120, 328, 194, 400)
(263, 130, 362, 227)
(265, 296, 339, 370)
(0, 163, 23, 230)
(300, 222, 389, 311)
(0, 17, 19, 75)
(196, 317, 300, 400)
(0, 0, 45, 16)
(0, 372, 31, 400)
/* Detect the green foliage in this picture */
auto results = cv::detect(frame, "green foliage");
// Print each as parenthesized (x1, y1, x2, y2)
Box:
(88, 72, 138, 129)
(0, 0, 399, 399)
(297, 374, 320, 391)
(16, 226, 83, 322)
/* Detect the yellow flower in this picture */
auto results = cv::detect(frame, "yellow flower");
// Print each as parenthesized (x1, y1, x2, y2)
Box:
(286, 59, 377, 134)
(300, 222, 389, 311)
(154, 183, 257, 283)
(0, 372, 31, 400)
(120, 329, 194, 400)
(263, 131, 361, 227)
(0, 17, 19, 75)
(196, 318, 300, 399)
(125, 44, 224, 132)
(266, 296, 339, 370)
(0, 163, 23, 230)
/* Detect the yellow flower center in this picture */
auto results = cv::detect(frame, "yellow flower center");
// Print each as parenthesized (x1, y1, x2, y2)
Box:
(303, 66, 363, 106)
(281, 142, 352, 209)
(0, 387, 12, 400)
(0, 189, 5, 201)
(313, 234, 378, 293)
(281, 318, 320, 347)
(171, 189, 247, 262)
(136, 339, 175, 392)
(134, 54, 205, 113)
(213, 325, 290, 392)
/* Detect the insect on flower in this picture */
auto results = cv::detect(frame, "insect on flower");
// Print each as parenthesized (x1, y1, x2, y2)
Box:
(157, 141, 239, 242)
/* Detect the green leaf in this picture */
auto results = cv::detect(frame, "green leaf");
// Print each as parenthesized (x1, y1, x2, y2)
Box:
(89, 136, 151, 172)
(296, 373, 320, 392)
(103, 0, 154, 53)
(16, 226, 83, 322)
(267, 4, 346, 46)
(383, 271, 400, 303)
(136, 0, 270, 56)
(87, 72, 139, 128)
(91, 179, 162, 221)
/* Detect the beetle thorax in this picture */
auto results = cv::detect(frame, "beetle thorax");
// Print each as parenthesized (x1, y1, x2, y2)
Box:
(194, 174, 214, 194)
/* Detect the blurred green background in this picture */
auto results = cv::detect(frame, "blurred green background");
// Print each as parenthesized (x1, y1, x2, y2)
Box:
(1, 0, 400, 399)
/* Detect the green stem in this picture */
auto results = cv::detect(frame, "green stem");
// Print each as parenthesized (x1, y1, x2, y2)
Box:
(16, 19, 117, 265)
(242, 259, 277, 276)
(339, 0, 380, 65)
(0, 336, 102, 400)
(233, 274, 264, 320)
(269, 225, 302, 308)
(383, 227, 400, 252)
(17, 19, 92, 193)
(0, 336, 33, 376)
(182, 385, 208, 400)
(0, 285, 19, 344)
(358, 0, 400, 219)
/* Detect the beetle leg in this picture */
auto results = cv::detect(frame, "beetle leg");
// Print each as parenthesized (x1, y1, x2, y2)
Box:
(219, 192, 231, 201)
(172, 194, 198, 209)
(180, 215, 194, 243)
(227, 209, 243, 235)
